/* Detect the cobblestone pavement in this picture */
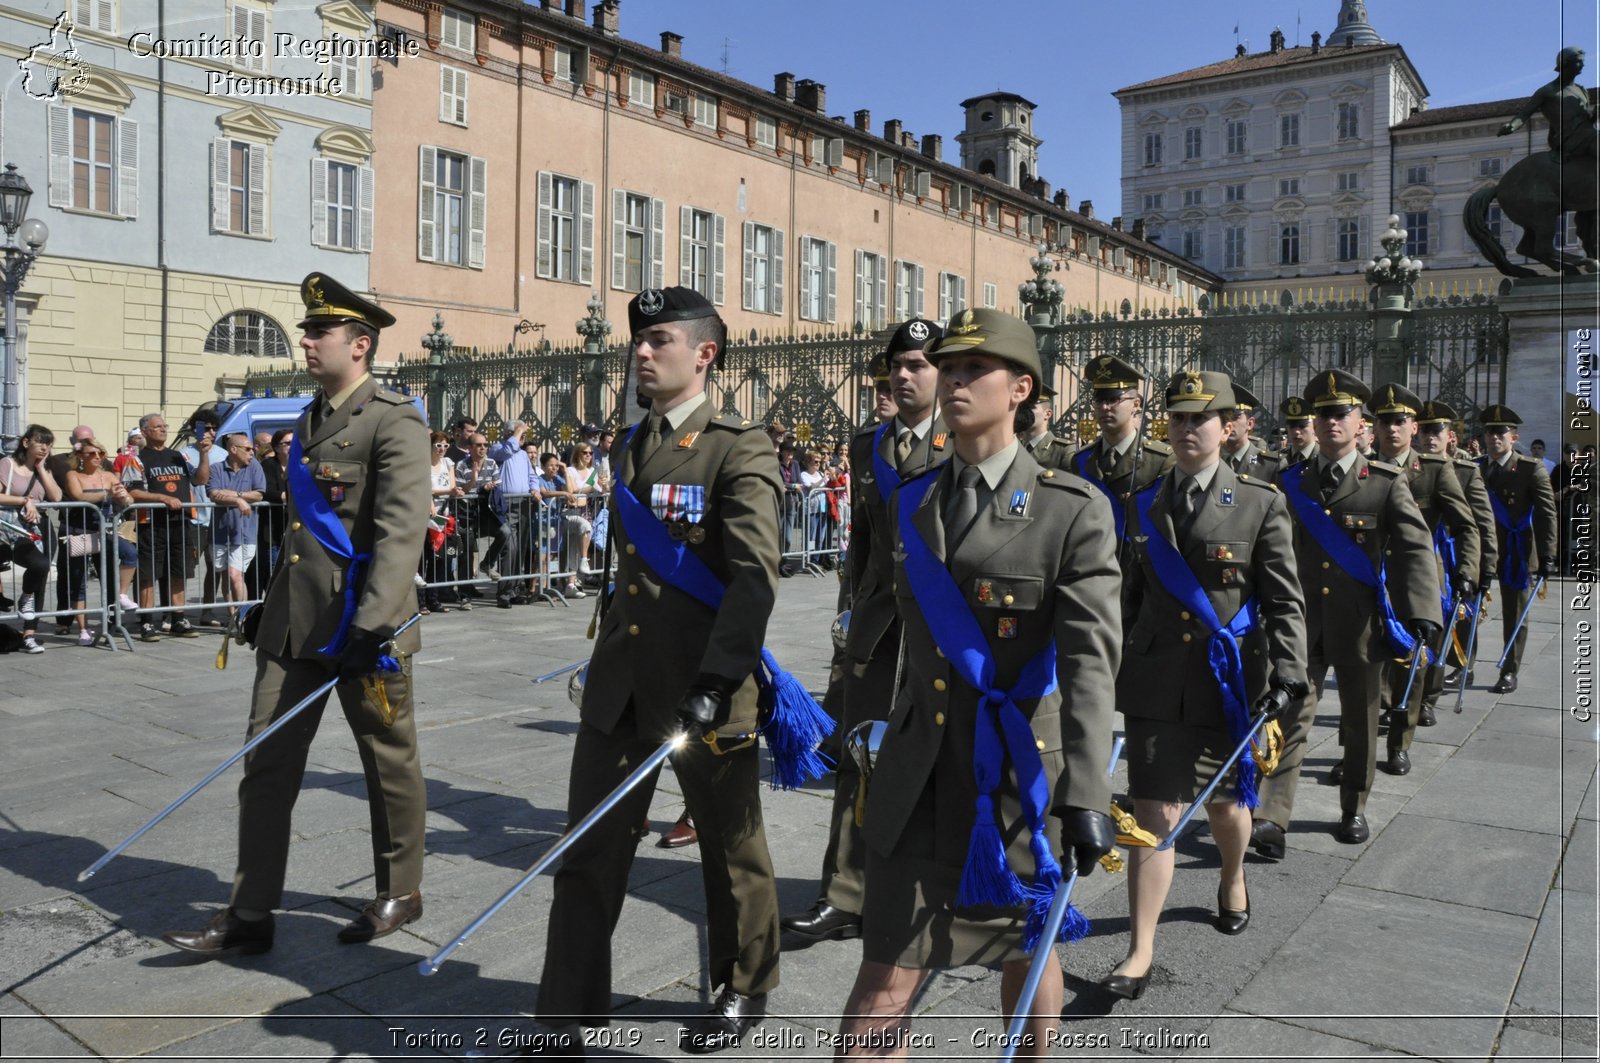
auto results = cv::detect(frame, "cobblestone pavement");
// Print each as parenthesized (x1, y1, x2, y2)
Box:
(0, 575, 1594, 1061)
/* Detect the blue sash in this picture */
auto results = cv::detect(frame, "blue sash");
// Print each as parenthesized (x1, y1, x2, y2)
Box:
(871, 422, 902, 498)
(1075, 447, 1127, 539)
(895, 467, 1088, 952)
(1133, 481, 1263, 808)
(286, 417, 366, 656)
(611, 419, 833, 789)
(1433, 521, 1458, 624)
(1486, 486, 1534, 591)
(1279, 463, 1428, 662)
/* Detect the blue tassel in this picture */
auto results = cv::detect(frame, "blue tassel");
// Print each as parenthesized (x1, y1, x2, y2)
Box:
(377, 654, 401, 674)
(1020, 881, 1091, 952)
(1060, 900, 1091, 944)
(756, 650, 836, 790)
(958, 796, 1028, 909)
(1235, 747, 1260, 810)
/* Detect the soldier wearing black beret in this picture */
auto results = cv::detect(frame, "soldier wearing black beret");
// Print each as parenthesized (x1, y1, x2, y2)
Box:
(1279, 396, 1316, 468)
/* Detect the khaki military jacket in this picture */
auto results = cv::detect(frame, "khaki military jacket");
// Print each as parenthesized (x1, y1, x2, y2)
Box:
(1224, 437, 1282, 479)
(1479, 452, 1560, 577)
(259, 378, 430, 658)
(1453, 456, 1499, 585)
(1023, 429, 1072, 471)
(1382, 450, 1483, 589)
(585, 401, 782, 741)
(1119, 464, 1307, 727)
(864, 450, 1120, 867)
(844, 415, 951, 664)
(1285, 454, 1439, 665)
(1066, 434, 1174, 525)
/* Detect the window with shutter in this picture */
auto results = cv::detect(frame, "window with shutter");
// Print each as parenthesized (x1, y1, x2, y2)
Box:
(439, 8, 475, 52)
(680, 207, 722, 301)
(418, 145, 438, 261)
(310, 158, 329, 247)
(357, 164, 374, 253)
(231, 3, 268, 71)
(74, 0, 115, 31)
(246, 142, 268, 236)
(744, 223, 781, 313)
(211, 137, 232, 232)
(823, 241, 836, 323)
(578, 180, 595, 284)
(467, 156, 486, 269)
(440, 66, 468, 125)
(115, 116, 137, 218)
(712, 214, 726, 305)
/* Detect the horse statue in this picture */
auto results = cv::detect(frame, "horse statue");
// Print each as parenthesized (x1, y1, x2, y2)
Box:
(1463, 46, 1599, 277)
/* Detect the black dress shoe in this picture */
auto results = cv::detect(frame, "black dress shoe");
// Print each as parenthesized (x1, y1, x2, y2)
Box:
(337, 891, 422, 943)
(1442, 669, 1463, 691)
(1336, 814, 1370, 844)
(1099, 970, 1149, 1000)
(1326, 761, 1346, 785)
(1249, 819, 1286, 861)
(1490, 673, 1518, 694)
(1382, 749, 1411, 776)
(162, 909, 274, 956)
(779, 903, 861, 943)
(1215, 883, 1250, 935)
(1418, 702, 1437, 727)
(679, 988, 765, 1054)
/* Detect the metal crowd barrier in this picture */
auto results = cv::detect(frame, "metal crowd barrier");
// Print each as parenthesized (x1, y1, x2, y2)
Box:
(2, 499, 120, 649)
(782, 484, 847, 577)
(416, 490, 611, 610)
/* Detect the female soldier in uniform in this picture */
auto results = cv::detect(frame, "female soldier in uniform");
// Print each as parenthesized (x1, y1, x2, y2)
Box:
(834, 309, 1119, 1059)
(1102, 370, 1307, 1000)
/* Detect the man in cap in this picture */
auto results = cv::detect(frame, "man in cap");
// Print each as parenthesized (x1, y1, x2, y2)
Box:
(1415, 399, 1498, 707)
(1220, 383, 1282, 479)
(1278, 396, 1317, 468)
(1369, 384, 1480, 764)
(1356, 414, 1378, 462)
(1478, 405, 1559, 693)
(164, 273, 430, 955)
(536, 287, 784, 1054)
(868, 353, 898, 424)
(1068, 354, 1173, 545)
(836, 308, 1116, 1054)
(1251, 369, 1438, 853)
(1020, 392, 1070, 469)
(781, 317, 951, 947)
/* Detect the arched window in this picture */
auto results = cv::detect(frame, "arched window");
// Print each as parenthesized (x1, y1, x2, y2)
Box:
(978, 159, 996, 176)
(204, 310, 292, 358)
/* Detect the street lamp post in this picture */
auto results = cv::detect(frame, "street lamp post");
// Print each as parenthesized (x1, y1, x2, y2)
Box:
(1365, 213, 1423, 392)
(0, 163, 50, 452)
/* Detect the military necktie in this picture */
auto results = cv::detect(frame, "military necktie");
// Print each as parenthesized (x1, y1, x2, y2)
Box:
(895, 428, 915, 468)
(1098, 444, 1118, 479)
(641, 414, 664, 463)
(1175, 475, 1203, 547)
(1320, 460, 1345, 503)
(944, 464, 983, 552)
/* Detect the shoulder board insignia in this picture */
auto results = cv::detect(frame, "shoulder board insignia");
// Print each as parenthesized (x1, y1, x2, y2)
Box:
(932, 432, 949, 449)
(710, 415, 759, 431)
(678, 432, 699, 449)
(369, 390, 407, 406)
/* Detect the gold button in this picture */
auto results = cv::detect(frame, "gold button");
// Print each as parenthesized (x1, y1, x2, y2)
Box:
(1182, 633, 1192, 643)
(1321, 561, 1330, 570)
(301, 456, 310, 465)
(625, 544, 636, 555)
(933, 678, 947, 691)
(1042, 469, 1055, 479)
(935, 646, 944, 658)
(1002, 594, 1014, 606)
(934, 712, 946, 725)
(1323, 508, 1332, 516)
(289, 554, 301, 564)
(628, 624, 640, 635)
(291, 521, 302, 531)
(1036, 738, 1047, 751)
(330, 471, 340, 479)
(1180, 610, 1192, 621)
(627, 584, 639, 595)
(1322, 586, 1331, 596)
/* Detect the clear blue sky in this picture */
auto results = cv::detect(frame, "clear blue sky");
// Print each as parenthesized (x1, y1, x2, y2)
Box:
(614, 0, 1598, 213)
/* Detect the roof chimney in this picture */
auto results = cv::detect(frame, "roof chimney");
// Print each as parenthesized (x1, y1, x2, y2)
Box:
(541, 0, 560, 10)
(854, 109, 871, 132)
(920, 133, 942, 161)
(796, 79, 826, 113)
(1269, 27, 1285, 52)
(774, 72, 795, 101)
(1078, 199, 1094, 219)
(660, 31, 682, 57)
(1131, 218, 1147, 240)
(565, 0, 586, 21)
(883, 118, 902, 143)
(1052, 189, 1069, 208)
(1111, 216, 1124, 231)
(1310, 30, 1322, 54)
(592, 0, 618, 36)
(1035, 179, 1051, 201)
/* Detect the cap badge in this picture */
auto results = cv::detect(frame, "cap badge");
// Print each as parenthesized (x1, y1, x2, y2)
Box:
(307, 276, 325, 305)
(637, 289, 665, 316)
(1181, 370, 1203, 396)
(951, 309, 979, 335)
(907, 320, 929, 342)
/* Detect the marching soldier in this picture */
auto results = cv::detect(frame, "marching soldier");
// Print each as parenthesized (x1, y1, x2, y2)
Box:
(1020, 394, 1071, 469)
(163, 274, 431, 955)
(1104, 370, 1307, 1002)
(1068, 354, 1174, 545)
(1416, 399, 1498, 708)
(783, 318, 950, 946)
(1278, 396, 1317, 468)
(835, 309, 1118, 1058)
(1478, 405, 1560, 693)
(1370, 385, 1480, 767)
(1250, 370, 1438, 854)
(1220, 383, 1282, 480)
(536, 288, 785, 1055)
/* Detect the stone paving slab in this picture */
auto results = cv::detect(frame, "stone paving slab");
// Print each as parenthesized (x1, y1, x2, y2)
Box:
(0, 991, 95, 1058)
(1341, 813, 1562, 917)
(156, 993, 451, 1062)
(1512, 888, 1599, 1022)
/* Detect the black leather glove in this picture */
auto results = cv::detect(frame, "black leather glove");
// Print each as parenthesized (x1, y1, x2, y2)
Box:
(239, 604, 263, 648)
(1059, 807, 1115, 877)
(338, 628, 387, 683)
(1252, 678, 1306, 722)
(1455, 575, 1476, 599)
(1407, 619, 1442, 646)
(675, 674, 737, 737)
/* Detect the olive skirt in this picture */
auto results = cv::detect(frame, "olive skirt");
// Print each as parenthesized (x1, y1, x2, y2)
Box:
(1124, 716, 1240, 805)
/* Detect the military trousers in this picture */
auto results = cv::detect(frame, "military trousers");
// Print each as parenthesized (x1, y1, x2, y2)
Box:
(231, 649, 425, 912)
(538, 714, 779, 1026)
(1498, 582, 1534, 675)
(1256, 652, 1385, 828)
(815, 642, 898, 915)
(1384, 636, 1444, 753)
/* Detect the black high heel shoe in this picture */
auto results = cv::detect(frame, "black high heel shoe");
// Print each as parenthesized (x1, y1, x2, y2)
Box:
(1216, 881, 1250, 935)
(1099, 968, 1150, 1000)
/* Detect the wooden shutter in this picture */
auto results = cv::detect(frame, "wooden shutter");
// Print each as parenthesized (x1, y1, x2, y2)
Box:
(417, 145, 437, 261)
(535, 170, 552, 277)
(872, 255, 886, 327)
(742, 221, 756, 310)
(914, 265, 924, 318)
(771, 226, 784, 315)
(650, 197, 665, 288)
(116, 116, 138, 218)
(712, 213, 725, 305)
(246, 142, 267, 236)
(48, 105, 71, 208)
(467, 155, 486, 269)
(679, 205, 693, 288)
(577, 180, 594, 284)
(854, 249, 866, 326)
(610, 188, 627, 290)
(310, 158, 328, 246)
(357, 163, 374, 253)
(824, 241, 837, 323)
(798, 237, 813, 319)
(211, 137, 231, 232)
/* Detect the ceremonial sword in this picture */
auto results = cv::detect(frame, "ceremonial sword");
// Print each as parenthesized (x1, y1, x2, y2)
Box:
(1454, 589, 1489, 714)
(1496, 577, 1547, 671)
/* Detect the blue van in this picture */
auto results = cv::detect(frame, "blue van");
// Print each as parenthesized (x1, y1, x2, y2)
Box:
(180, 393, 428, 447)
